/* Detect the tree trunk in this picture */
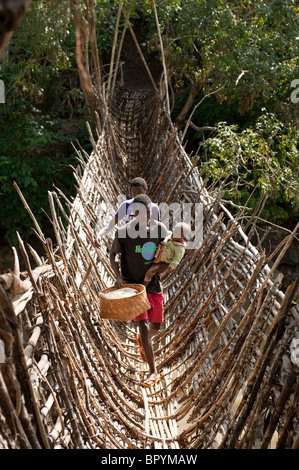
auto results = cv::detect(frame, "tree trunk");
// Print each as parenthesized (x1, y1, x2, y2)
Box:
(73, 0, 105, 129)
(174, 80, 202, 130)
(0, 0, 32, 57)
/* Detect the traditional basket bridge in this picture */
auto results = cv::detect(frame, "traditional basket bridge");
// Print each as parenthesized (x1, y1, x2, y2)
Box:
(1, 84, 299, 450)
(0, 1, 299, 450)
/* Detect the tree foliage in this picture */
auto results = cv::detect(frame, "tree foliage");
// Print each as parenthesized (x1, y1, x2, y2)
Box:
(139, 0, 299, 122)
(0, 0, 298, 246)
(200, 111, 299, 223)
(133, 0, 299, 223)
(0, 0, 91, 244)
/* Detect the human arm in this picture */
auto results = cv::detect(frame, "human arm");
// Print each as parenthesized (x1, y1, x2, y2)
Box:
(109, 236, 124, 288)
(94, 216, 118, 248)
(94, 200, 129, 247)
(143, 262, 170, 286)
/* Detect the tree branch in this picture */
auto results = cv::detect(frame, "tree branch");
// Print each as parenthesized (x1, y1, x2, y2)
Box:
(72, 0, 104, 128)
(174, 80, 202, 130)
(188, 122, 216, 133)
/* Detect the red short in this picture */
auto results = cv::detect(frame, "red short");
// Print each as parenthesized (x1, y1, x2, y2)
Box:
(133, 292, 164, 323)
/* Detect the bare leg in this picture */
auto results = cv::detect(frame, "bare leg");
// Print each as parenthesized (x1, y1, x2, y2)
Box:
(149, 322, 160, 339)
(143, 262, 170, 286)
(138, 320, 158, 378)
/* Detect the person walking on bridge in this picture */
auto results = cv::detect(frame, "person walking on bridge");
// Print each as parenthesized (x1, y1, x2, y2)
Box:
(109, 194, 168, 388)
(94, 177, 160, 247)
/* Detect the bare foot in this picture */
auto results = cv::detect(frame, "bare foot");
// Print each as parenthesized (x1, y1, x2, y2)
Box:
(140, 373, 160, 388)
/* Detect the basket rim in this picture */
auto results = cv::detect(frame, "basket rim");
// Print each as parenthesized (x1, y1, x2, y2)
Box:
(99, 283, 150, 321)
(99, 283, 145, 296)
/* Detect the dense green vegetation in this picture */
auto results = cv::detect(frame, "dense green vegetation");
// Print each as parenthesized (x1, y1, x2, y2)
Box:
(0, 0, 298, 247)
(139, 0, 299, 225)
(0, 1, 92, 244)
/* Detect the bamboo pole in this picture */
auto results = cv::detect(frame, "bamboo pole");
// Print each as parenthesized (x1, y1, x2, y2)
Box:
(151, 0, 170, 113)
(121, 7, 158, 92)
(107, 0, 123, 96)
(111, 0, 136, 93)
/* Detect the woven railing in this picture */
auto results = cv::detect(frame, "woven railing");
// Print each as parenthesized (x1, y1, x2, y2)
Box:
(0, 86, 298, 449)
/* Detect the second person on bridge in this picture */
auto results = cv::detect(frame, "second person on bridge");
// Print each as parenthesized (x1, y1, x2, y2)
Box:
(109, 193, 168, 388)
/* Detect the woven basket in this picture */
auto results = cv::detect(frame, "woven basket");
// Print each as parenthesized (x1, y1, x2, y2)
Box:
(99, 284, 151, 321)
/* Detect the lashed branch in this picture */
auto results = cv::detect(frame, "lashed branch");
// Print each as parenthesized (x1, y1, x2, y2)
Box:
(1, 73, 298, 451)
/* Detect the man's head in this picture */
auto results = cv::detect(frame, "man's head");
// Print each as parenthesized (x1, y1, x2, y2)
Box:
(130, 177, 148, 198)
(132, 194, 151, 224)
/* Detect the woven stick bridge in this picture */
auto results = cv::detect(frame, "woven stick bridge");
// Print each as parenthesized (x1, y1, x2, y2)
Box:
(1, 84, 299, 450)
(1, 4, 299, 449)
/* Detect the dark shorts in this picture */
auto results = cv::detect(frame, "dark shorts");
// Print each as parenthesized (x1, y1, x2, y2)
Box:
(133, 292, 164, 323)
